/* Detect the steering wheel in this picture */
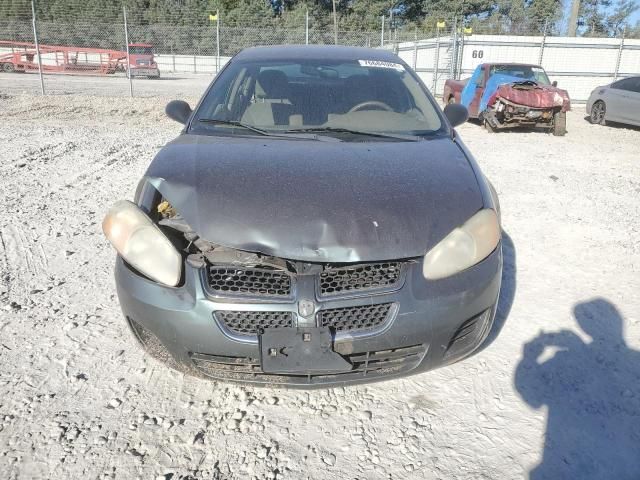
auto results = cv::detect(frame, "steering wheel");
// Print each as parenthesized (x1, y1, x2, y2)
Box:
(348, 101, 393, 113)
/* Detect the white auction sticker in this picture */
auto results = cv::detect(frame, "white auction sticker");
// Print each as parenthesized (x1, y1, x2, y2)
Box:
(358, 59, 405, 71)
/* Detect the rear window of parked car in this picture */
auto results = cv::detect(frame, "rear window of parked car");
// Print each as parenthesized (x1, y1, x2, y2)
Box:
(612, 77, 640, 93)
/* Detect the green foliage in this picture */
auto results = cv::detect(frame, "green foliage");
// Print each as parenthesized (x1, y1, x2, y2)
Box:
(1, 0, 634, 41)
(578, 0, 638, 36)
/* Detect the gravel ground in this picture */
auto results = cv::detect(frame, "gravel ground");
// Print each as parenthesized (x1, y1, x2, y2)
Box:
(0, 72, 211, 98)
(0, 93, 639, 479)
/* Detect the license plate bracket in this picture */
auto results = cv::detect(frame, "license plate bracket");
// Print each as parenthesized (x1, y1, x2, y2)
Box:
(260, 327, 352, 375)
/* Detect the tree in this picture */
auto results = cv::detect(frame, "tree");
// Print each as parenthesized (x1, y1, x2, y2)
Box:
(578, 0, 638, 36)
(605, 0, 638, 36)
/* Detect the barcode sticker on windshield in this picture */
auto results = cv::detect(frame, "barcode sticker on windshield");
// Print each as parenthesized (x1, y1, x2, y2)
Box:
(358, 60, 405, 71)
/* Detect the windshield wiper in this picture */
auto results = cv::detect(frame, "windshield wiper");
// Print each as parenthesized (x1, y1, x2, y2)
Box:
(284, 127, 421, 141)
(197, 119, 323, 139)
(197, 118, 277, 136)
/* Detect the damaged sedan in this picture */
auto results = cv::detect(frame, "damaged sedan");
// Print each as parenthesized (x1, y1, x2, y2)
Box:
(103, 45, 502, 387)
(444, 63, 571, 135)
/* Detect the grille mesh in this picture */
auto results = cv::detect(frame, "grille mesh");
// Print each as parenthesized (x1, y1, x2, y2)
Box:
(319, 262, 403, 296)
(215, 310, 294, 336)
(318, 303, 393, 332)
(207, 266, 291, 297)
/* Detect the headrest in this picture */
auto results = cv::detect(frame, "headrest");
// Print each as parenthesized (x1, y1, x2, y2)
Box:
(256, 70, 289, 99)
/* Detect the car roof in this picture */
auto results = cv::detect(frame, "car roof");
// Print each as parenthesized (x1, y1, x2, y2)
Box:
(234, 45, 401, 62)
(482, 62, 543, 68)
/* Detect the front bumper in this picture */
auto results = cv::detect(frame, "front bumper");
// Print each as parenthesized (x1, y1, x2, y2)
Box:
(130, 67, 160, 77)
(115, 245, 502, 387)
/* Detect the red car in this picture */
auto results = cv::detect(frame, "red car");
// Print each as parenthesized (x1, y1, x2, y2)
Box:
(443, 63, 570, 135)
(127, 43, 160, 79)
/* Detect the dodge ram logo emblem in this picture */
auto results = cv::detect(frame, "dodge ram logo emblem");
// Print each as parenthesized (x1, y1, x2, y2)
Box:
(298, 299, 315, 318)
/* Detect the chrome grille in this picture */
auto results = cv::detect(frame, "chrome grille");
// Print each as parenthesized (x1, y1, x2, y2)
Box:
(215, 310, 294, 336)
(317, 303, 393, 332)
(319, 262, 404, 296)
(207, 266, 292, 298)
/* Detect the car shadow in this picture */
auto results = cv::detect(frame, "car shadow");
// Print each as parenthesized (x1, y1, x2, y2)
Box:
(477, 231, 515, 352)
(135, 76, 190, 81)
(514, 298, 640, 479)
(582, 115, 640, 132)
(466, 119, 555, 135)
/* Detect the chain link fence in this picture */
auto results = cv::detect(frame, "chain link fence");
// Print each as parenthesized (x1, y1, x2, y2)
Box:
(1, 9, 637, 100)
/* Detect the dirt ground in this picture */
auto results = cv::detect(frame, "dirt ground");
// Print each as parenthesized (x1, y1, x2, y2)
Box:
(1, 93, 639, 480)
(0, 72, 211, 98)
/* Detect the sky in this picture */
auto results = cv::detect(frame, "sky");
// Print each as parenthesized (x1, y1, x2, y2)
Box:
(592, 0, 639, 25)
(561, 0, 640, 32)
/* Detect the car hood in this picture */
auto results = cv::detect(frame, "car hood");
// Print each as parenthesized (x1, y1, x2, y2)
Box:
(494, 81, 571, 111)
(144, 134, 484, 262)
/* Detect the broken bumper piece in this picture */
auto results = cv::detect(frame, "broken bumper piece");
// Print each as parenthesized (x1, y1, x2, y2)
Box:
(115, 245, 502, 387)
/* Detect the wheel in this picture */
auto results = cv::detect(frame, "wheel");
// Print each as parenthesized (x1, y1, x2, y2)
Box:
(552, 111, 567, 136)
(589, 100, 606, 126)
(484, 120, 496, 133)
(2, 63, 15, 73)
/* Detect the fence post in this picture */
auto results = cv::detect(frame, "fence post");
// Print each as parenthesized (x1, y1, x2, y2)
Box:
(380, 15, 385, 47)
(412, 26, 418, 70)
(457, 27, 465, 79)
(613, 26, 625, 80)
(393, 21, 398, 53)
(538, 20, 547, 65)
(30, 0, 45, 95)
(216, 9, 220, 75)
(433, 26, 441, 93)
(305, 9, 309, 45)
(123, 5, 133, 98)
(450, 18, 458, 80)
(332, 0, 338, 45)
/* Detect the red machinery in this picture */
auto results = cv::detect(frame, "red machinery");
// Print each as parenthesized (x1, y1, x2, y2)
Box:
(0, 41, 160, 77)
(126, 43, 160, 78)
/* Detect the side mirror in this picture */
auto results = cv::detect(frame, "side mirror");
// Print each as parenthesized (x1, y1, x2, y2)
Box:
(444, 103, 469, 128)
(166, 100, 192, 125)
(552, 80, 558, 87)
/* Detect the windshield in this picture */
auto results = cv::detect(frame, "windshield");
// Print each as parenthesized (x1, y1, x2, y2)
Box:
(190, 57, 443, 139)
(129, 46, 153, 55)
(489, 65, 550, 85)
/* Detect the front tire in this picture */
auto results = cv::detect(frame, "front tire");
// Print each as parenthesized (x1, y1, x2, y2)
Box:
(553, 111, 567, 136)
(590, 100, 607, 125)
(484, 120, 496, 133)
(2, 63, 15, 73)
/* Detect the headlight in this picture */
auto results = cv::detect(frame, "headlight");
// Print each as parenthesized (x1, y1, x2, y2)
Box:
(102, 200, 182, 287)
(422, 209, 500, 280)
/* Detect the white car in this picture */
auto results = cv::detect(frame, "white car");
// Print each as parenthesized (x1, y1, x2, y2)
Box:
(587, 76, 640, 127)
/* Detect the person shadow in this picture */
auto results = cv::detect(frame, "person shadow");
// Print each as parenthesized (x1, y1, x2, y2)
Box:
(515, 298, 640, 479)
